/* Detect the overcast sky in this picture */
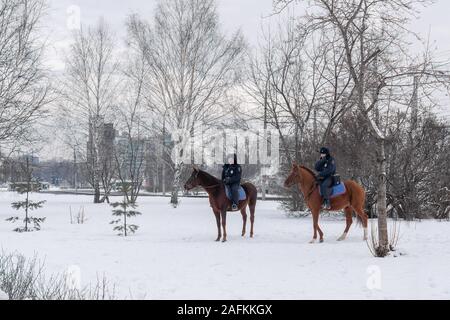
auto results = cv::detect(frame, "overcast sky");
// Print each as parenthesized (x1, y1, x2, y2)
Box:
(44, 0, 450, 68)
(44, 0, 272, 69)
(45, 2, 450, 84)
(40, 0, 450, 160)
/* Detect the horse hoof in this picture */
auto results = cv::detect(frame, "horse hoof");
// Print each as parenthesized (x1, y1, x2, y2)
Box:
(337, 232, 347, 241)
(320, 239, 324, 243)
(222, 239, 227, 243)
(309, 239, 316, 244)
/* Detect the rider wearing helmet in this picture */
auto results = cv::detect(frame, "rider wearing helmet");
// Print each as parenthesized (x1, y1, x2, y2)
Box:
(315, 147, 336, 210)
(222, 153, 242, 211)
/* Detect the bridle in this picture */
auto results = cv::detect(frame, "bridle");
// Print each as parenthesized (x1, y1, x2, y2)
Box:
(190, 170, 221, 190)
(291, 168, 317, 202)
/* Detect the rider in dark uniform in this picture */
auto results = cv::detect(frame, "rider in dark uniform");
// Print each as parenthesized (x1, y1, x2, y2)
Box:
(222, 153, 242, 211)
(315, 147, 336, 210)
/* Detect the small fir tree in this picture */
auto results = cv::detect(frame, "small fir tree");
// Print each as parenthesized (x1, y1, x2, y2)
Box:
(109, 185, 141, 236)
(6, 157, 46, 232)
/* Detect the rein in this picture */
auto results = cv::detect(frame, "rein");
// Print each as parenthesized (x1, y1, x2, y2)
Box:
(194, 170, 222, 190)
(295, 168, 318, 202)
(203, 183, 222, 189)
(304, 181, 318, 202)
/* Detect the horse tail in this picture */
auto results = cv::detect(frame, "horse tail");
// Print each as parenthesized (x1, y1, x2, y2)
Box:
(242, 182, 257, 207)
(346, 180, 366, 226)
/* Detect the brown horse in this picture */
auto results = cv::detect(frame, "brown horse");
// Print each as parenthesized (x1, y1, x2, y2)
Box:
(284, 163, 368, 243)
(184, 167, 257, 242)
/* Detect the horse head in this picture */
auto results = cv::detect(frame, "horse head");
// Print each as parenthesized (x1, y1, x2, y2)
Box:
(284, 163, 301, 188)
(184, 166, 201, 190)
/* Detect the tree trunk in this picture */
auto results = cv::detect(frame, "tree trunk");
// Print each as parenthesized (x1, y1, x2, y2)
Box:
(261, 172, 266, 201)
(170, 163, 183, 207)
(154, 163, 159, 193)
(162, 162, 166, 196)
(73, 148, 78, 190)
(91, 115, 102, 203)
(25, 158, 30, 232)
(377, 138, 389, 251)
(94, 183, 101, 204)
(260, 130, 267, 201)
(25, 189, 29, 232)
(124, 207, 127, 237)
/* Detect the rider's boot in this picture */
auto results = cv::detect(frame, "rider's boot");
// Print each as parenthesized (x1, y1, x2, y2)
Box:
(323, 199, 331, 210)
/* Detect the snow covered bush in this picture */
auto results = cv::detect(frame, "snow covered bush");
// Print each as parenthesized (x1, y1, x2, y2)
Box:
(0, 252, 42, 299)
(367, 220, 400, 257)
(0, 251, 116, 300)
(70, 206, 87, 224)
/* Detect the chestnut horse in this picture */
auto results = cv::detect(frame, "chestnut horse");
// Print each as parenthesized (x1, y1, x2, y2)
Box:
(184, 167, 257, 242)
(284, 163, 368, 243)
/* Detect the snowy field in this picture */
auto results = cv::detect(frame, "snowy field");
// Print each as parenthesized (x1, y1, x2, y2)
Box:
(0, 191, 449, 300)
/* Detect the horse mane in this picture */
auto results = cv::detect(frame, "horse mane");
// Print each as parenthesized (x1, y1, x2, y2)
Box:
(198, 169, 221, 185)
(299, 166, 317, 179)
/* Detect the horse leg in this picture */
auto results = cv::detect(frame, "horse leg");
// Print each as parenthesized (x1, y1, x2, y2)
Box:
(354, 207, 369, 241)
(338, 207, 353, 241)
(221, 210, 227, 242)
(310, 210, 322, 243)
(249, 203, 255, 238)
(241, 207, 247, 237)
(317, 224, 324, 243)
(214, 211, 221, 242)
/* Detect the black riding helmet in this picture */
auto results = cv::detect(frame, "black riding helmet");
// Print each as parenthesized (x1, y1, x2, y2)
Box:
(319, 147, 330, 155)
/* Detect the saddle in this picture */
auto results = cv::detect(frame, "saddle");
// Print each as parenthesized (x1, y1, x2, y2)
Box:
(319, 175, 346, 198)
(224, 185, 247, 201)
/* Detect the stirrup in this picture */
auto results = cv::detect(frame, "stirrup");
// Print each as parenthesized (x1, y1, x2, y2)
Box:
(231, 204, 238, 211)
(322, 200, 331, 210)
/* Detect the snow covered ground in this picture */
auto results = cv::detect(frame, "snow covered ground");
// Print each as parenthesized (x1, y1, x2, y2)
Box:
(0, 191, 449, 300)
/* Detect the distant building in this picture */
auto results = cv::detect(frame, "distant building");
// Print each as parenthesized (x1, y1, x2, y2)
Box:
(114, 132, 150, 181)
(19, 154, 39, 166)
(87, 116, 116, 166)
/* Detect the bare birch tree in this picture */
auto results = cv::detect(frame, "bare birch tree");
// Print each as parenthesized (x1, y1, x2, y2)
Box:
(113, 47, 150, 204)
(127, 0, 246, 207)
(61, 19, 119, 203)
(247, 18, 354, 164)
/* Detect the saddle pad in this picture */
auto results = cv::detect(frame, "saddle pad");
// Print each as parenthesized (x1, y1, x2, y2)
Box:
(320, 183, 346, 198)
(225, 186, 247, 201)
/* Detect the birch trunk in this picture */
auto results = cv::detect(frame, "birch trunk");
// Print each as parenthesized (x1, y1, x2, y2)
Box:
(377, 138, 389, 250)
(170, 162, 183, 207)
